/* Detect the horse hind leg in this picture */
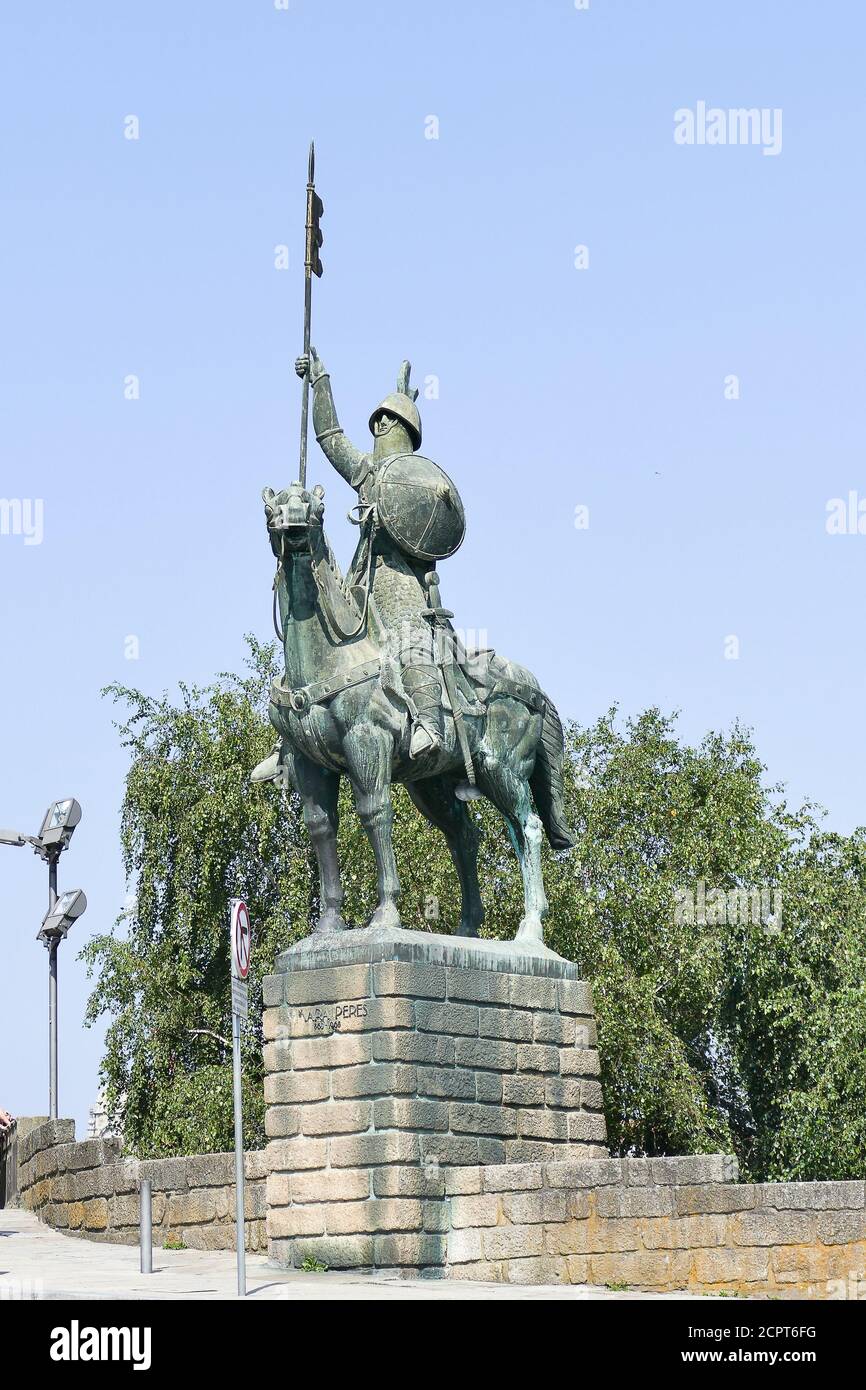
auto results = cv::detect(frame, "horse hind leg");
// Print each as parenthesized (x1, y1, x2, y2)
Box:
(512, 806, 548, 944)
(477, 756, 548, 945)
(406, 776, 485, 938)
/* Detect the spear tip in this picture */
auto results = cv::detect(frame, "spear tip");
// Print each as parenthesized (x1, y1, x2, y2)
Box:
(308, 140, 315, 184)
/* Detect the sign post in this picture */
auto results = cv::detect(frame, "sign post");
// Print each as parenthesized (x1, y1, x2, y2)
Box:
(230, 898, 251, 1298)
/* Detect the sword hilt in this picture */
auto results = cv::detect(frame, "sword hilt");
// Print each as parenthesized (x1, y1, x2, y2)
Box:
(424, 572, 453, 624)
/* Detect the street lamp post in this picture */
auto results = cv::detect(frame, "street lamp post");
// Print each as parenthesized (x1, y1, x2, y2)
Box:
(0, 799, 84, 1119)
(37, 889, 87, 1119)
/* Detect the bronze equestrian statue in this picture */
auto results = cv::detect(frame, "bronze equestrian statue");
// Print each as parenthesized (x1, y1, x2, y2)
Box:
(252, 348, 574, 945)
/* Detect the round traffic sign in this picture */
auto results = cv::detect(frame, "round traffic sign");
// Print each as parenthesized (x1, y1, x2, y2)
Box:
(232, 899, 251, 979)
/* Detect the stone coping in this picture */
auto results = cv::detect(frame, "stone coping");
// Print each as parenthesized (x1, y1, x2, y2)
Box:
(276, 925, 579, 978)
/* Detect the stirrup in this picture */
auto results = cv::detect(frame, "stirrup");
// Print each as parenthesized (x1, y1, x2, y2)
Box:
(410, 718, 442, 759)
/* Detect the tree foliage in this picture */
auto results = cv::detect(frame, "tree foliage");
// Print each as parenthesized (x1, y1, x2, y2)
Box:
(84, 641, 866, 1178)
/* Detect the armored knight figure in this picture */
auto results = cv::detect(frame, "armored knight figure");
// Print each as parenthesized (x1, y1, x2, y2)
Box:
(249, 151, 577, 942)
(251, 348, 466, 783)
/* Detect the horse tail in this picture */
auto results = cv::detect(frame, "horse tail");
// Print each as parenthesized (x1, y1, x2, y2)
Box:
(530, 695, 576, 851)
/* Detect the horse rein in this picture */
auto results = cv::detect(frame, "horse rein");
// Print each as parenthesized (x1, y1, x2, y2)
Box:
(269, 504, 377, 646)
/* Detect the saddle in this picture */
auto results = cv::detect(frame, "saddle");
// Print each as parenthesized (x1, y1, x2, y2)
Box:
(453, 646, 546, 717)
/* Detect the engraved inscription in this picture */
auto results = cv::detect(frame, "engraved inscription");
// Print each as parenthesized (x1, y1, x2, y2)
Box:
(293, 1002, 368, 1034)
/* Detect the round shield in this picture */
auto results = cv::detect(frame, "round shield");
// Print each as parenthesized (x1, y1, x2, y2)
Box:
(373, 453, 466, 562)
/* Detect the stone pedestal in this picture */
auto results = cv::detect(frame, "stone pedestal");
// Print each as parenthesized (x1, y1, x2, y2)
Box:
(262, 926, 606, 1271)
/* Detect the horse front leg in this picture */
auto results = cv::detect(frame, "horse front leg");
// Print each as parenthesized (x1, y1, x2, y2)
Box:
(285, 752, 347, 935)
(345, 726, 401, 930)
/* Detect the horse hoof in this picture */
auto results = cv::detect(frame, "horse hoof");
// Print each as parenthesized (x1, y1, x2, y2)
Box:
(515, 917, 544, 944)
(367, 902, 401, 931)
(455, 922, 480, 938)
(313, 911, 348, 935)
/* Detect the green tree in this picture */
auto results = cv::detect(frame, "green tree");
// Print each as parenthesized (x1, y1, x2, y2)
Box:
(84, 646, 866, 1179)
(83, 639, 313, 1156)
(722, 827, 866, 1179)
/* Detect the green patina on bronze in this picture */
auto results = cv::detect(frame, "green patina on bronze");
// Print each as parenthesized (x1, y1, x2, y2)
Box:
(253, 148, 574, 945)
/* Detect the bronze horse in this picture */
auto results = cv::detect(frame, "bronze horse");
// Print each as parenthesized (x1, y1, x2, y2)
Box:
(259, 481, 574, 944)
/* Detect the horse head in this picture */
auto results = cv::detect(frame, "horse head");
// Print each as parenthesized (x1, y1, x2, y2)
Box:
(263, 481, 325, 557)
(263, 482, 368, 644)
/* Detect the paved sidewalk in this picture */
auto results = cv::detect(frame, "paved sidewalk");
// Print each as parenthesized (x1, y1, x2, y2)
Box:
(0, 1208, 718, 1301)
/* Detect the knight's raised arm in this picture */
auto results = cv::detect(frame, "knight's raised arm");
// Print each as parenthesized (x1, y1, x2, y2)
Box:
(295, 349, 368, 488)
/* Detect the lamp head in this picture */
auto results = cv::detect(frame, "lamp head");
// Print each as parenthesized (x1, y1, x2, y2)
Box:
(36, 799, 82, 857)
(38, 888, 87, 945)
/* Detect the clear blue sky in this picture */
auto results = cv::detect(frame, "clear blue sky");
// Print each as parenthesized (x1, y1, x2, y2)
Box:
(2, 1, 865, 1136)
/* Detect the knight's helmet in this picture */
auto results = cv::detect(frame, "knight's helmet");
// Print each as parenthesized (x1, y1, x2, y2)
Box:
(369, 360, 422, 450)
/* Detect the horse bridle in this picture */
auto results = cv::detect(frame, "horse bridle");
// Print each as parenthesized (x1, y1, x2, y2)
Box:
(270, 500, 377, 645)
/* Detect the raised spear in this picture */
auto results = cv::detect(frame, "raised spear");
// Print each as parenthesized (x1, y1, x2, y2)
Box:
(298, 141, 324, 487)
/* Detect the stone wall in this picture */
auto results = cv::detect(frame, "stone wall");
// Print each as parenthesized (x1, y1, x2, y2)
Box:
(444, 1156, 866, 1297)
(261, 931, 864, 1294)
(15, 1118, 267, 1252)
(1, 1117, 50, 1208)
(1, 1122, 20, 1207)
(9, 1120, 866, 1295)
